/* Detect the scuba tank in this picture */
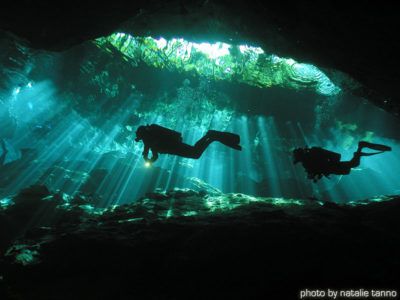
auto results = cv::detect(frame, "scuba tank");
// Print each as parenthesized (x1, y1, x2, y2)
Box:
(302, 147, 341, 182)
(309, 147, 341, 164)
(148, 124, 182, 144)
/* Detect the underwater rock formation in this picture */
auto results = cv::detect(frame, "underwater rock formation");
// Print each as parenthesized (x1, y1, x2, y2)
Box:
(1, 186, 399, 299)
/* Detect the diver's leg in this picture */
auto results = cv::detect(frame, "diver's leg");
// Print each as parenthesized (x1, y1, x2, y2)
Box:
(192, 131, 243, 155)
(174, 136, 214, 159)
(357, 141, 392, 152)
(206, 130, 241, 150)
(175, 131, 241, 159)
(339, 148, 387, 175)
(192, 136, 214, 158)
(347, 152, 362, 168)
(335, 153, 360, 175)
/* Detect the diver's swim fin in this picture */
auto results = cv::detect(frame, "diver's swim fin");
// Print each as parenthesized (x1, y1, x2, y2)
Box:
(359, 151, 384, 156)
(359, 141, 392, 152)
(228, 143, 242, 151)
(207, 130, 242, 151)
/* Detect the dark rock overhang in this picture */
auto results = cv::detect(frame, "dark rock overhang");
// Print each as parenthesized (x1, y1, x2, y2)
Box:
(1, 0, 400, 117)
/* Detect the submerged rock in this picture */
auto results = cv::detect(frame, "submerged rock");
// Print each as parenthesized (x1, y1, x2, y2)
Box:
(0, 188, 399, 299)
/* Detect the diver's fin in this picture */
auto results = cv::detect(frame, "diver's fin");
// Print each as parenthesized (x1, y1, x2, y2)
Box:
(229, 144, 242, 151)
(207, 130, 241, 151)
(359, 151, 384, 156)
(359, 141, 392, 152)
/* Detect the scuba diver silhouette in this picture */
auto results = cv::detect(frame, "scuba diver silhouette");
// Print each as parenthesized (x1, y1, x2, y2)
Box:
(135, 124, 241, 164)
(293, 141, 391, 182)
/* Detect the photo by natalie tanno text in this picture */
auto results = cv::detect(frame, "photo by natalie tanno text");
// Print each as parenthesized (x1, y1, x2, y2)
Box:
(299, 288, 398, 299)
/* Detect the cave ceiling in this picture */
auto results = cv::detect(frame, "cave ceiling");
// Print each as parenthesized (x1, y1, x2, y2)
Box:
(1, 0, 399, 117)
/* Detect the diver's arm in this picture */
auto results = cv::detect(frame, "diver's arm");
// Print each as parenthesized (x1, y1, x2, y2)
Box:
(142, 144, 150, 160)
(143, 145, 158, 163)
(149, 149, 159, 163)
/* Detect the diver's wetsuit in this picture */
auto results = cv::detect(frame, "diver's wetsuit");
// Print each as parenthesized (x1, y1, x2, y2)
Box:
(136, 125, 241, 163)
(294, 141, 391, 181)
(142, 135, 214, 162)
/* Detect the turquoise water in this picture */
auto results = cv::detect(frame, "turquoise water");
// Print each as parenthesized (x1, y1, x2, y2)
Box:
(1, 34, 399, 205)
